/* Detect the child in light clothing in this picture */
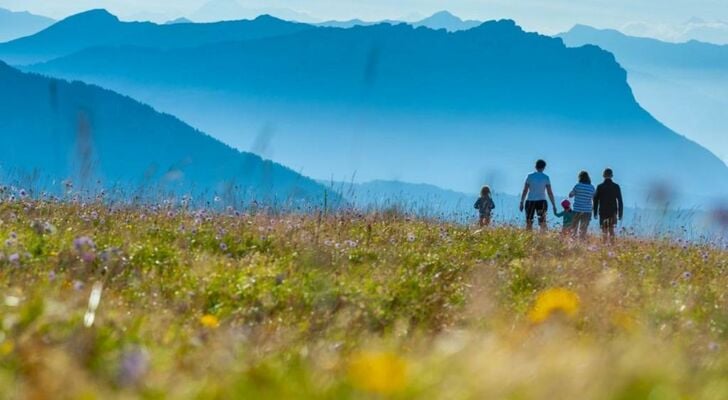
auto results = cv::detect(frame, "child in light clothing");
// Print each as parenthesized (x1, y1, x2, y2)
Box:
(554, 199, 575, 234)
(474, 185, 496, 226)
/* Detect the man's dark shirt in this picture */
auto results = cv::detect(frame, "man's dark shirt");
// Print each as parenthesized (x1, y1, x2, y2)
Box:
(593, 179, 623, 219)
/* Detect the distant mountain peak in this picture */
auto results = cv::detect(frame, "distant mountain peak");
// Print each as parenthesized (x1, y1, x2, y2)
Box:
(253, 14, 286, 23)
(414, 10, 482, 31)
(57, 9, 119, 26)
(427, 10, 460, 20)
(568, 24, 601, 33)
(165, 17, 193, 25)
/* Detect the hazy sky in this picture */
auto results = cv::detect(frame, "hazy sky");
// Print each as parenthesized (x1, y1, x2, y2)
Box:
(1, 0, 727, 34)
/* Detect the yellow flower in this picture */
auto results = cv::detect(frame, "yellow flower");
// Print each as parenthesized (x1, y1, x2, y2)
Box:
(348, 351, 408, 394)
(528, 288, 580, 323)
(0, 340, 14, 355)
(199, 314, 220, 329)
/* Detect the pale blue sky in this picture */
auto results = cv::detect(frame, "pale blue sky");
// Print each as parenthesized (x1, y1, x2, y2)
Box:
(1, 0, 727, 34)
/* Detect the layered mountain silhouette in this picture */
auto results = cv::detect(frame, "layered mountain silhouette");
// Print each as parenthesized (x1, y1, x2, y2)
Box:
(190, 0, 316, 23)
(622, 18, 728, 46)
(0, 61, 333, 204)
(413, 11, 482, 31)
(559, 25, 728, 161)
(7, 10, 728, 205)
(317, 11, 481, 31)
(0, 8, 54, 43)
(0, 9, 315, 65)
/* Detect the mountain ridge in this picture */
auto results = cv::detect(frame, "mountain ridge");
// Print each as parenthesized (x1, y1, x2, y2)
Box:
(0, 7, 55, 43)
(0, 10, 315, 65)
(0, 61, 334, 205)
(7, 10, 728, 204)
(559, 24, 728, 162)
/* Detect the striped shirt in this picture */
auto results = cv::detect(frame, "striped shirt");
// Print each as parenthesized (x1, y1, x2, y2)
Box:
(571, 183, 595, 213)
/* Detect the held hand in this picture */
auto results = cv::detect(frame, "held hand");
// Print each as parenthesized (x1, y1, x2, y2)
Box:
(519, 202, 524, 212)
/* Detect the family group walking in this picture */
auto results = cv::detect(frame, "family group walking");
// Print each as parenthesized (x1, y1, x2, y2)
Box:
(475, 159, 624, 241)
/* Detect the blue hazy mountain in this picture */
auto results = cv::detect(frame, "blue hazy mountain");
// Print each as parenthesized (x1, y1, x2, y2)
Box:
(317, 11, 480, 31)
(165, 17, 193, 25)
(190, 0, 316, 23)
(0, 8, 55, 43)
(0, 61, 333, 204)
(19, 13, 728, 205)
(316, 18, 400, 29)
(559, 25, 728, 161)
(412, 11, 482, 31)
(622, 18, 728, 46)
(0, 9, 314, 65)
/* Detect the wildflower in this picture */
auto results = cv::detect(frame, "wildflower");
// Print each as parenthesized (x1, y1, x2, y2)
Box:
(117, 346, 149, 387)
(200, 314, 220, 329)
(407, 232, 416, 242)
(348, 351, 408, 394)
(0, 340, 14, 355)
(528, 288, 580, 323)
(219, 243, 228, 252)
(8, 253, 20, 264)
(74, 236, 96, 251)
(682, 271, 692, 280)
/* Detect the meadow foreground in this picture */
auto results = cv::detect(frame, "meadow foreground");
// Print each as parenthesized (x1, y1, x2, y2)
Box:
(0, 200, 726, 399)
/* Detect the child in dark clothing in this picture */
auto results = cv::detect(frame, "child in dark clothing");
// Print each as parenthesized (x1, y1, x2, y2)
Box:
(554, 199, 576, 235)
(474, 185, 496, 226)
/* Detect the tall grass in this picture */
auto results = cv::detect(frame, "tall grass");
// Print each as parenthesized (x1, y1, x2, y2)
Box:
(0, 195, 726, 398)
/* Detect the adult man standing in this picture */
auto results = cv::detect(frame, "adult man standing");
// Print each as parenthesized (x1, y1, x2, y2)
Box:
(593, 168, 624, 242)
(519, 159, 557, 231)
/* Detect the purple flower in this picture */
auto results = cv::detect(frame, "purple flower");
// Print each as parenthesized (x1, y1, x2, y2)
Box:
(219, 243, 228, 252)
(73, 280, 84, 291)
(682, 271, 692, 280)
(73, 236, 96, 251)
(117, 346, 149, 387)
(8, 253, 20, 263)
(81, 252, 96, 263)
(19, 189, 27, 198)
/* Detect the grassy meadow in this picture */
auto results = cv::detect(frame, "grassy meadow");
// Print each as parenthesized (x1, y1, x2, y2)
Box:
(0, 197, 726, 399)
